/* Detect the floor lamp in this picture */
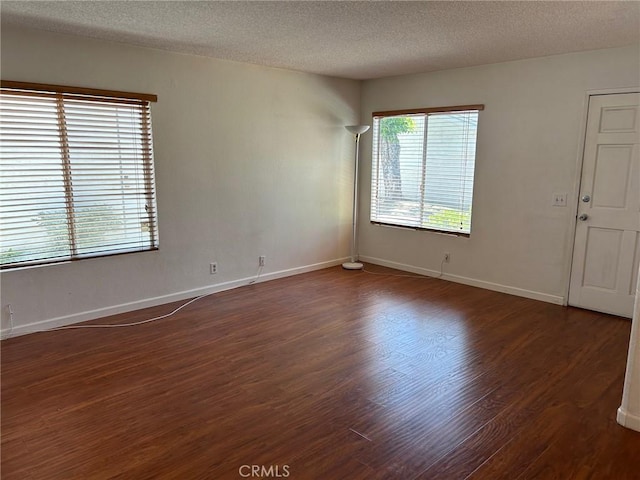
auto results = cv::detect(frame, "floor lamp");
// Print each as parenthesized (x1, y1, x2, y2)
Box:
(343, 125, 370, 270)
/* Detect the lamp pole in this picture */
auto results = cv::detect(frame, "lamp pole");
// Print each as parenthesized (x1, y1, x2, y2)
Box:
(343, 125, 370, 270)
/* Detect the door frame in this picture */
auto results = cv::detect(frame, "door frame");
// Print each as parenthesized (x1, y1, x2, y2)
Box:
(564, 87, 640, 307)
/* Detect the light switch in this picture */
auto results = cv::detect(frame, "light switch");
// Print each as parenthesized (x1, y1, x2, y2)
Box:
(552, 193, 567, 207)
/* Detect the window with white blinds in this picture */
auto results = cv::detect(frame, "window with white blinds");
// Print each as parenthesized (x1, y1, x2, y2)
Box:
(370, 105, 482, 235)
(0, 81, 159, 269)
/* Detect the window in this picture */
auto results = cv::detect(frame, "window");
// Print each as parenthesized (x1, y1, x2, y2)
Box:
(0, 81, 159, 269)
(370, 105, 483, 235)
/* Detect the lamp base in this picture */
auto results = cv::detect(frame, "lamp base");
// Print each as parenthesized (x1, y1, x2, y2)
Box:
(342, 262, 364, 270)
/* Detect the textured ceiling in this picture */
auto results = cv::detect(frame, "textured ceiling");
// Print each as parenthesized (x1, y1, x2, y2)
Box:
(2, 1, 639, 80)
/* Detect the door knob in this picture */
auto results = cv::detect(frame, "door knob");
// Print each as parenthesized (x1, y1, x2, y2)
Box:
(578, 213, 589, 221)
(581, 194, 591, 202)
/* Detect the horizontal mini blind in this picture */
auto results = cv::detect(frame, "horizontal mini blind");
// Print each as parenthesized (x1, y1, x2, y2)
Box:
(0, 82, 158, 269)
(371, 105, 481, 235)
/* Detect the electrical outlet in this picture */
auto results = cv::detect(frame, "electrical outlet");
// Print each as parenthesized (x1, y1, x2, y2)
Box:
(210, 262, 218, 274)
(259, 255, 266, 267)
(444, 252, 450, 263)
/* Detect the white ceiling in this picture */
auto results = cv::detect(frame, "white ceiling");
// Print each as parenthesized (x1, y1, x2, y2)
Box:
(2, 1, 639, 80)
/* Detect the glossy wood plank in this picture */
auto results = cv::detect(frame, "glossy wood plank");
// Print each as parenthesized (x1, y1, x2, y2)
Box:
(2, 265, 639, 479)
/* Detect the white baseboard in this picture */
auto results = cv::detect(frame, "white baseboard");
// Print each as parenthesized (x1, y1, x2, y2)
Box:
(617, 407, 640, 432)
(1, 257, 348, 339)
(359, 256, 565, 306)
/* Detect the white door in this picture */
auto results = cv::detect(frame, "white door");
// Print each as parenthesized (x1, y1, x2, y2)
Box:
(569, 93, 640, 318)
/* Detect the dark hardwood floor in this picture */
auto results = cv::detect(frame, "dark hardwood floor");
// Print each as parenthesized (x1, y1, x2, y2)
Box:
(2, 265, 639, 479)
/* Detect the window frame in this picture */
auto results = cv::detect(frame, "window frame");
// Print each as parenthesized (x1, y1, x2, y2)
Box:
(0, 80, 159, 270)
(370, 104, 483, 237)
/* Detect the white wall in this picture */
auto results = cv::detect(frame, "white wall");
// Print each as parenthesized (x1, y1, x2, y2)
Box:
(618, 263, 640, 432)
(0, 26, 360, 335)
(2, 27, 638, 336)
(359, 46, 640, 303)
